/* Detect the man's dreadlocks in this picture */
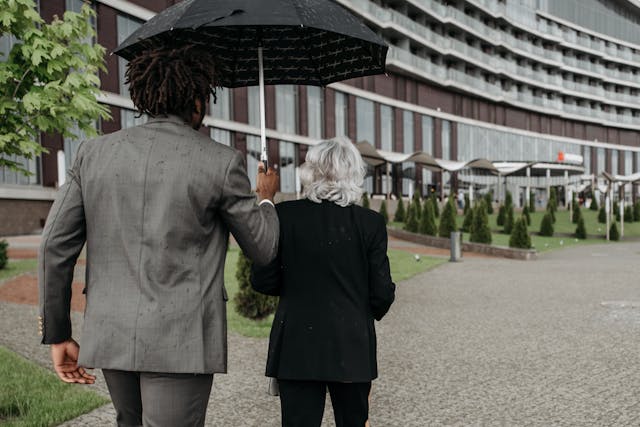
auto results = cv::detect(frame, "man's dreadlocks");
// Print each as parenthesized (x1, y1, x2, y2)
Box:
(125, 45, 219, 122)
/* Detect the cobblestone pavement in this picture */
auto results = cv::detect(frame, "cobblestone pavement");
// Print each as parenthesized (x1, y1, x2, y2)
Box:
(3, 241, 640, 426)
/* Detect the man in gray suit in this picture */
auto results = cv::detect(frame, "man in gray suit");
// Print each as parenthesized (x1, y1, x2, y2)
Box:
(38, 45, 279, 426)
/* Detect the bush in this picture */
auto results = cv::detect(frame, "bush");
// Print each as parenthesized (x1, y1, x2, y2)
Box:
(522, 205, 531, 226)
(572, 203, 581, 224)
(463, 193, 470, 215)
(610, 222, 620, 241)
(546, 203, 556, 223)
(505, 191, 513, 208)
(234, 252, 278, 320)
(614, 201, 620, 222)
(430, 194, 440, 218)
(470, 201, 492, 244)
(635, 201, 640, 222)
(598, 206, 606, 224)
(509, 217, 531, 249)
(547, 188, 557, 215)
(590, 196, 598, 211)
(420, 200, 437, 236)
(404, 203, 419, 233)
(412, 192, 422, 221)
(394, 197, 405, 222)
(484, 192, 494, 214)
(0, 240, 7, 270)
(379, 200, 389, 224)
(575, 216, 587, 239)
(461, 204, 474, 232)
(503, 204, 514, 234)
(625, 205, 634, 223)
(539, 213, 554, 237)
(361, 192, 370, 209)
(438, 198, 458, 238)
(529, 191, 536, 212)
(496, 205, 506, 226)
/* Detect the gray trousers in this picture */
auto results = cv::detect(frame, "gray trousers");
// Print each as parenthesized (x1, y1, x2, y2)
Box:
(103, 369, 214, 427)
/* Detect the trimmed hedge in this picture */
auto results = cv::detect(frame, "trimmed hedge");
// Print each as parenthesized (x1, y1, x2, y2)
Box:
(522, 205, 531, 226)
(234, 252, 278, 320)
(509, 217, 531, 249)
(404, 203, 419, 233)
(419, 200, 437, 236)
(438, 197, 458, 238)
(394, 197, 405, 222)
(379, 200, 389, 224)
(575, 216, 587, 239)
(503, 204, 514, 235)
(470, 200, 492, 244)
(539, 213, 554, 237)
(598, 206, 606, 224)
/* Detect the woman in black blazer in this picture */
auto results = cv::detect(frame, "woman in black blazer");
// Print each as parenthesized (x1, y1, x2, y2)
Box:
(251, 137, 396, 427)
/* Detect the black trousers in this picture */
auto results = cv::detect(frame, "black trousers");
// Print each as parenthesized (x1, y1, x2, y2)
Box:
(102, 369, 213, 427)
(278, 380, 371, 427)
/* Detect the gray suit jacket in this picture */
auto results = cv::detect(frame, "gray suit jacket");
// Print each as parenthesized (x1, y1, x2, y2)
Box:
(38, 115, 279, 374)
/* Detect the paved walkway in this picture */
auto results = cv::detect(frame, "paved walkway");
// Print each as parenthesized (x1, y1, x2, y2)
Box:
(2, 237, 640, 425)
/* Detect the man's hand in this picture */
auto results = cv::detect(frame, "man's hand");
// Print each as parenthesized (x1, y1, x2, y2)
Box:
(256, 162, 279, 203)
(50, 339, 95, 384)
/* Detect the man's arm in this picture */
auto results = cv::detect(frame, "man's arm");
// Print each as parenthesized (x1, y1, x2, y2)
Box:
(368, 215, 396, 321)
(219, 152, 279, 266)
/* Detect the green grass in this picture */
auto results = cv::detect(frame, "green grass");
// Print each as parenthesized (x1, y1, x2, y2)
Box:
(225, 246, 444, 338)
(0, 259, 37, 282)
(0, 346, 108, 427)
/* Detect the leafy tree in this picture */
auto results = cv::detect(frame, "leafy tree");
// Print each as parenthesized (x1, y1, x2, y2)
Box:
(461, 203, 474, 232)
(379, 200, 388, 224)
(361, 192, 370, 209)
(539, 213, 554, 237)
(404, 203, 418, 233)
(438, 197, 457, 238)
(503, 204, 515, 235)
(0, 1, 110, 172)
(529, 191, 536, 212)
(509, 217, 531, 249)
(575, 215, 587, 239)
(234, 251, 278, 320)
(624, 205, 634, 223)
(420, 200, 437, 236)
(598, 206, 606, 224)
(496, 205, 506, 226)
(470, 201, 492, 244)
(484, 192, 494, 214)
(0, 240, 7, 269)
(394, 197, 405, 222)
(522, 205, 531, 226)
(609, 222, 620, 241)
(590, 195, 598, 211)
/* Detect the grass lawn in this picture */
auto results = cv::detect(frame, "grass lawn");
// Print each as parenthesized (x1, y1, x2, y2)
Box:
(225, 246, 444, 338)
(0, 346, 108, 427)
(0, 259, 37, 282)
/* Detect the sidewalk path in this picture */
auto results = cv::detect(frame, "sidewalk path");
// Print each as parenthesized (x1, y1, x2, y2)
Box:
(2, 237, 640, 425)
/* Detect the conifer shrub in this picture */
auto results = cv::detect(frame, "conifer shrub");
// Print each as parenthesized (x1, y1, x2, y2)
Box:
(412, 192, 422, 221)
(404, 203, 419, 233)
(505, 191, 513, 208)
(234, 252, 278, 320)
(598, 206, 606, 224)
(463, 194, 470, 215)
(547, 188, 557, 215)
(461, 204, 474, 232)
(496, 205, 506, 226)
(420, 200, 437, 236)
(590, 196, 598, 211)
(484, 192, 494, 214)
(509, 217, 531, 249)
(614, 201, 620, 222)
(430, 193, 440, 218)
(438, 198, 458, 238)
(470, 201, 492, 244)
(529, 191, 536, 212)
(394, 197, 405, 222)
(0, 240, 7, 270)
(634, 201, 640, 222)
(625, 205, 634, 223)
(362, 192, 370, 209)
(539, 212, 554, 237)
(572, 203, 581, 224)
(610, 222, 620, 241)
(522, 205, 531, 226)
(546, 203, 556, 223)
(575, 215, 587, 239)
(379, 200, 389, 224)
(503, 204, 515, 235)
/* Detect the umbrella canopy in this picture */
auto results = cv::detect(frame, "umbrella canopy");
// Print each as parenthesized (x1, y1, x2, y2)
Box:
(114, 0, 388, 87)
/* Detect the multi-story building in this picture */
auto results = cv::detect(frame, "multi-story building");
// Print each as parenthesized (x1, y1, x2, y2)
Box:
(2, 0, 640, 235)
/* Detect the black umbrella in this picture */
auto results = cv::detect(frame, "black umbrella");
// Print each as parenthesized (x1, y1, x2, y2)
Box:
(115, 0, 387, 165)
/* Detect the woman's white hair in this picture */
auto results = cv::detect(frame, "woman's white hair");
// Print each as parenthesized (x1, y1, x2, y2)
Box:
(299, 137, 366, 207)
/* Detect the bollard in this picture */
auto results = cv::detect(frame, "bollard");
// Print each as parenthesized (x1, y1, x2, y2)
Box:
(450, 231, 462, 262)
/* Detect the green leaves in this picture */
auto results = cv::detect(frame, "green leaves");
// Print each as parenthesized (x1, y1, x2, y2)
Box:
(0, 0, 110, 174)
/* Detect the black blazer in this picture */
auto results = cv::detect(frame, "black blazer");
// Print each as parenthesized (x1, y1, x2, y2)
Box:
(251, 199, 395, 382)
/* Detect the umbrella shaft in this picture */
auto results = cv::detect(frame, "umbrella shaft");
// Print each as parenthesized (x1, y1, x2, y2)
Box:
(259, 47, 268, 168)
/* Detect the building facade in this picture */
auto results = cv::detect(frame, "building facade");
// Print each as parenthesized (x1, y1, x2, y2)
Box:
(2, 0, 640, 234)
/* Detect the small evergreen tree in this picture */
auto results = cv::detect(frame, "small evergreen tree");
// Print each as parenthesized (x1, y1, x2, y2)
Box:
(575, 215, 587, 239)
(484, 192, 494, 214)
(522, 205, 531, 226)
(496, 205, 506, 226)
(379, 200, 389, 224)
(529, 191, 536, 212)
(597, 206, 606, 223)
(438, 198, 458, 238)
(0, 240, 7, 270)
(547, 188, 557, 215)
(590, 195, 598, 211)
(430, 193, 440, 218)
(539, 213, 554, 237)
(625, 205, 634, 223)
(504, 204, 515, 235)
(361, 192, 370, 209)
(509, 217, 531, 249)
(234, 252, 278, 320)
(463, 193, 470, 215)
(412, 192, 422, 221)
(546, 203, 556, 224)
(505, 191, 513, 209)
(394, 197, 405, 222)
(470, 201, 492, 244)
(610, 222, 620, 241)
(572, 203, 581, 224)
(614, 201, 620, 222)
(634, 201, 640, 222)
(404, 203, 419, 233)
(461, 204, 474, 232)
(420, 200, 437, 236)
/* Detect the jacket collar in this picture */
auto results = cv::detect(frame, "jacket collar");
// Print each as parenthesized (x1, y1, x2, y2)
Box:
(147, 114, 189, 126)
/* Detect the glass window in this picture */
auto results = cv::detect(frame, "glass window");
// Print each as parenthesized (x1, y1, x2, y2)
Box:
(64, 122, 96, 172)
(210, 128, 231, 146)
(597, 147, 605, 174)
(422, 116, 434, 187)
(248, 86, 260, 126)
(307, 86, 323, 140)
(611, 149, 618, 175)
(442, 120, 451, 160)
(0, 154, 40, 185)
(625, 151, 632, 175)
(117, 15, 142, 96)
(275, 85, 298, 134)
(211, 88, 232, 146)
(380, 105, 393, 152)
(120, 109, 147, 129)
(246, 136, 261, 189)
(279, 141, 296, 193)
(356, 97, 374, 144)
(402, 111, 414, 195)
(583, 146, 591, 174)
(335, 92, 348, 138)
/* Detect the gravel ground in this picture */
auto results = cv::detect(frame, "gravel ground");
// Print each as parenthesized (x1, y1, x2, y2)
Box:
(2, 241, 640, 426)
